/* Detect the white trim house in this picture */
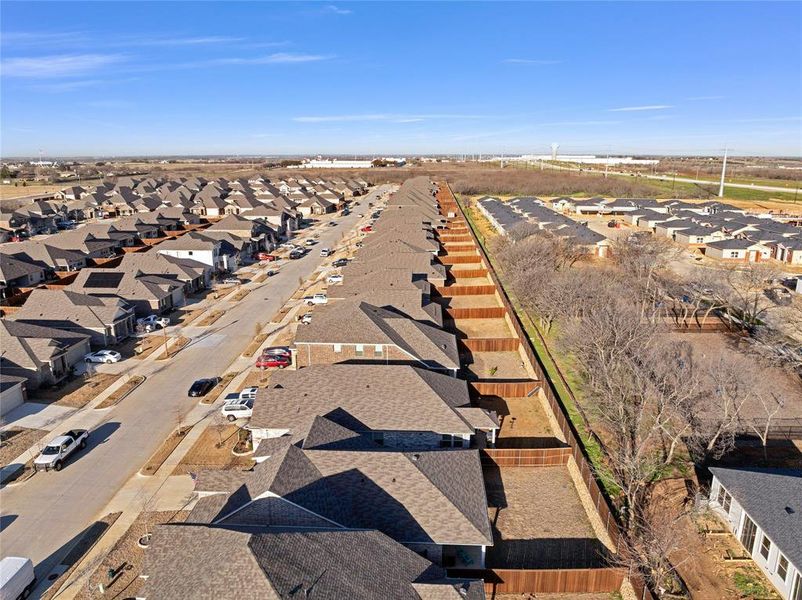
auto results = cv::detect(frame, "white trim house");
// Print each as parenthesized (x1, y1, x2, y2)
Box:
(709, 467, 801, 600)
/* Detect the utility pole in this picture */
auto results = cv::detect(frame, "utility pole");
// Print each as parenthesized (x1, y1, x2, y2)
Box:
(718, 147, 728, 198)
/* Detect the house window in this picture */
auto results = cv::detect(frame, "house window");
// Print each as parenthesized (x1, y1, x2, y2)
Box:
(778, 554, 789, 581)
(355, 344, 364, 356)
(760, 535, 771, 560)
(729, 251, 740, 258)
(188, 251, 193, 256)
(740, 515, 758, 554)
(696, 237, 704, 244)
(440, 434, 465, 448)
(791, 572, 801, 600)
(333, 344, 342, 353)
(374, 344, 383, 355)
(717, 486, 732, 514)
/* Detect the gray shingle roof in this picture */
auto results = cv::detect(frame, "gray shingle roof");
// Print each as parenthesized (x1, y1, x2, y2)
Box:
(711, 467, 802, 569)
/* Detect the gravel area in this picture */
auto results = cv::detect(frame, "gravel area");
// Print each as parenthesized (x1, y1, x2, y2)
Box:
(485, 466, 604, 569)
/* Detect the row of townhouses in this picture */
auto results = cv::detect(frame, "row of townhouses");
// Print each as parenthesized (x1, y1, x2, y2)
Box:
(479, 195, 802, 264)
(0, 176, 372, 396)
(137, 177, 494, 599)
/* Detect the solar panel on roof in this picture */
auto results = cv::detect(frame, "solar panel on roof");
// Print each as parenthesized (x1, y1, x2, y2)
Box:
(84, 272, 125, 288)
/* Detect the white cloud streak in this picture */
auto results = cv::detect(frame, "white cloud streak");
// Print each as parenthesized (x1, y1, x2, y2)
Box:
(293, 113, 488, 123)
(324, 5, 353, 15)
(608, 105, 673, 112)
(1, 53, 125, 78)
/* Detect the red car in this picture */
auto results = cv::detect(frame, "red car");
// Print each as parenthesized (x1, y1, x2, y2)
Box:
(360, 226, 373, 233)
(255, 354, 291, 369)
(254, 252, 277, 262)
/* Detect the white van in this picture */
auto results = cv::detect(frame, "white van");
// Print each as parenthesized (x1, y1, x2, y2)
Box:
(319, 248, 332, 257)
(0, 557, 35, 600)
(220, 395, 254, 422)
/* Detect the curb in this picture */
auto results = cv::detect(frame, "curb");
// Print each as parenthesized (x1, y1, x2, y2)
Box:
(93, 375, 147, 410)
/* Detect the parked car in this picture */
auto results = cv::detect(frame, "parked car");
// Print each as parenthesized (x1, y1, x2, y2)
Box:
(300, 312, 313, 325)
(304, 293, 328, 305)
(84, 349, 122, 364)
(360, 226, 373, 233)
(266, 269, 277, 277)
(255, 354, 291, 369)
(304, 239, 317, 246)
(319, 248, 332, 257)
(289, 249, 305, 260)
(328, 221, 338, 227)
(0, 556, 36, 600)
(279, 242, 296, 249)
(332, 258, 348, 267)
(221, 277, 240, 285)
(326, 274, 343, 284)
(239, 386, 259, 400)
(137, 315, 170, 331)
(188, 377, 220, 397)
(261, 346, 291, 358)
(220, 395, 254, 422)
(34, 429, 88, 472)
(254, 252, 277, 261)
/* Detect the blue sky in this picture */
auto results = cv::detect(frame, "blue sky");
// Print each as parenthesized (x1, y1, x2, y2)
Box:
(1, 1, 800, 157)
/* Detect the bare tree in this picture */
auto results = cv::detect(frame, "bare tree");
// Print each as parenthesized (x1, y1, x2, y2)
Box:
(712, 262, 780, 332)
(748, 391, 785, 461)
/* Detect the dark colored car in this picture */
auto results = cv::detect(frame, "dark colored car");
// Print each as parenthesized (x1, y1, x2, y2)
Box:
(289, 249, 305, 259)
(332, 258, 348, 268)
(255, 354, 291, 369)
(188, 378, 220, 397)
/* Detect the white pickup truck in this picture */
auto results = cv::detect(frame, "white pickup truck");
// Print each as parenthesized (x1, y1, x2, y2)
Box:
(34, 429, 88, 472)
(137, 315, 170, 332)
(303, 294, 328, 306)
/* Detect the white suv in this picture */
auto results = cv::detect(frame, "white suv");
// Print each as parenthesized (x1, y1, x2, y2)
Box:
(220, 395, 254, 422)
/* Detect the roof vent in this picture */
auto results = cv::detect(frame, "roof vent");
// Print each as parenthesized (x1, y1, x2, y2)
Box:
(411, 453, 420, 461)
(785, 506, 796, 515)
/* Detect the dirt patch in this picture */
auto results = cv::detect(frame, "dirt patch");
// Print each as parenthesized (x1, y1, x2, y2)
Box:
(0, 427, 48, 467)
(176, 306, 206, 326)
(155, 336, 190, 360)
(95, 376, 145, 409)
(665, 331, 802, 420)
(172, 425, 254, 475)
(485, 466, 603, 569)
(451, 317, 513, 338)
(140, 427, 191, 475)
(132, 336, 162, 360)
(197, 310, 224, 327)
(231, 288, 251, 302)
(242, 333, 269, 357)
(466, 351, 530, 380)
(74, 511, 188, 600)
(238, 369, 274, 390)
(200, 372, 238, 405)
(41, 512, 122, 600)
(30, 373, 122, 408)
(476, 396, 557, 444)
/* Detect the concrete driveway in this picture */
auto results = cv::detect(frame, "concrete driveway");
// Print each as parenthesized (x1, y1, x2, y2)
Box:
(0, 185, 393, 592)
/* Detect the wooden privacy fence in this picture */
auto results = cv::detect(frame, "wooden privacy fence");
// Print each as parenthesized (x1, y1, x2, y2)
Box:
(470, 380, 539, 397)
(447, 307, 506, 319)
(438, 234, 472, 242)
(482, 447, 570, 467)
(444, 184, 659, 600)
(448, 268, 489, 278)
(436, 284, 497, 296)
(461, 338, 520, 352)
(442, 244, 477, 252)
(440, 255, 483, 265)
(453, 568, 625, 595)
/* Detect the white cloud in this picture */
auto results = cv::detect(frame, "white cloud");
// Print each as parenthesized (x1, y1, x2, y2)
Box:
(1, 53, 125, 78)
(324, 5, 353, 15)
(211, 53, 332, 65)
(608, 105, 673, 112)
(293, 113, 488, 123)
(502, 58, 562, 65)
